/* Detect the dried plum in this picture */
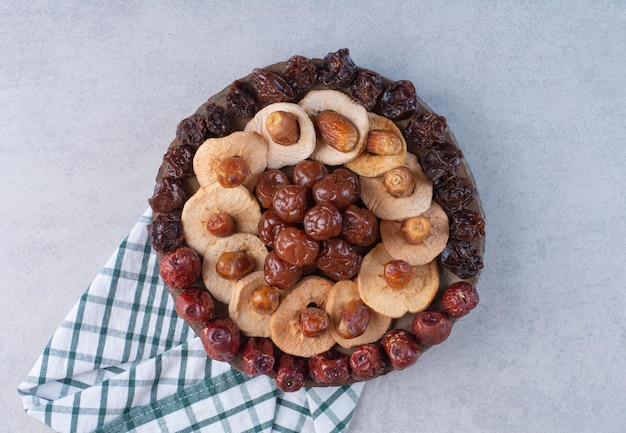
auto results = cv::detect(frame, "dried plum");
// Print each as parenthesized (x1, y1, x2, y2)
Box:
(404, 112, 447, 150)
(421, 141, 463, 184)
(440, 239, 483, 279)
(351, 69, 384, 111)
(253, 68, 295, 103)
(226, 80, 260, 118)
(380, 80, 418, 120)
(319, 48, 358, 89)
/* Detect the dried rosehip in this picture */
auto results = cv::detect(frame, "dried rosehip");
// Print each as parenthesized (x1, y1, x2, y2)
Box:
(351, 69, 384, 111)
(349, 344, 386, 381)
(381, 329, 420, 370)
(159, 246, 201, 289)
(440, 239, 484, 279)
(404, 112, 448, 150)
(176, 114, 207, 148)
(435, 176, 476, 212)
(449, 209, 485, 242)
(319, 48, 358, 89)
(255, 170, 291, 209)
(201, 317, 241, 362)
(241, 337, 275, 376)
(421, 141, 463, 184)
(275, 354, 308, 392)
(308, 350, 351, 385)
(148, 177, 187, 213)
(162, 144, 195, 179)
(226, 80, 260, 118)
(316, 238, 362, 281)
(442, 281, 479, 318)
(272, 185, 309, 223)
(282, 55, 318, 96)
(303, 201, 343, 241)
(300, 307, 330, 338)
(411, 310, 452, 345)
(148, 213, 185, 253)
(253, 68, 295, 103)
(175, 287, 215, 323)
(263, 251, 303, 291)
(380, 80, 418, 120)
(202, 102, 231, 137)
(274, 227, 320, 267)
(341, 204, 378, 247)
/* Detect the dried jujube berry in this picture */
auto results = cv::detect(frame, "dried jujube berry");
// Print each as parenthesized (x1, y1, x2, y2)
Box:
(349, 344, 386, 381)
(435, 176, 476, 211)
(176, 114, 207, 148)
(332, 168, 360, 201)
(253, 68, 295, 103)
(227, 80, 260, 118)
(148, 213, 185, 254)
(442, 281, 479, 318)
(275, 354, 308, 392)
(308, 350, 351, 385)
(272, 184, 309, 223)
(241, 337, 275, 376)
(175, 287, 215, 323)
(256, 170, 292, 209)
(421, 141, 463, 184)
(449, 209, 485, 242)
(264, 251, 303, 291)
(148, 177, 187, 213)
(258, 210, 292, 248)
(411, 310, 452, 346)
(351, 69, 384, 111)
(201, 317, 241, 362)
(274, 227, 320, 267)
(380, 80, 418, 120)
(159, 246, 201, 289)
(282, 55, 318, 96)
(303, 201, 343, 241)
(319, 48, 358, 89)
(440, 239, 484, 279)
(162, 144, 195, 179)
(203, 102, 232, 137)
(381, 329, 420, 370)
(291, 160, 328, 190)
(316, 238, 362, 281)
(341, 204, 378, 247)
(404, 112, 448, 150)
(312, 173, 357, 210)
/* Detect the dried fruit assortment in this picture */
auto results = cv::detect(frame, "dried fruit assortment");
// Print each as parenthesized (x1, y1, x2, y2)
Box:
(147, 48, 485, 390)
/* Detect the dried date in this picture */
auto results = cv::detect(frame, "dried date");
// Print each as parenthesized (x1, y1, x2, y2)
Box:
(319, 48, 358, 89)
(226, 80, 260, 118)
(380, 80, 418, 120)
(351, 69, 384, 111)
(440, 239, 484, 279)
(253, 68, 295, 103)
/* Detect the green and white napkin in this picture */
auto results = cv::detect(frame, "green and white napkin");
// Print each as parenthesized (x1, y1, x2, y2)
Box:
(19, 209, 363, 433)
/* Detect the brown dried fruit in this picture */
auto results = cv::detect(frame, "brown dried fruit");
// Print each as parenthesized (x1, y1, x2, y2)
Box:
(314, 110, 359, 153)
(401, 216, 432, 244)
(227, 80, 260, 118)
(253, 68, 295, 103)
(442, 281, 479, 318)
(319, 48, 358, 89)
(383, 166, 416, 198)
(265, 110, 300, 145)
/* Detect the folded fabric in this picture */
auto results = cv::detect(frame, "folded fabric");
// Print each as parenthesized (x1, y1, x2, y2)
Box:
(18, 209, 363, 433)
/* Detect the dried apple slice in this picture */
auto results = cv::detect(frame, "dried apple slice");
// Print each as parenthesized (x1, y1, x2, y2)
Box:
(298, 90, 369, 165)
(269, 276, 336, 358)
(180, 184, 262, 256)
(344, 112, 407, 177)
(193, 131, 268, 191)
(359, 152, 433, 221)
(357, 244, 439, 318)
(202, 233, 268, 304)
(326, 280, 392, 349)
(244, 102, 316, 169)
(380, 201, 449, 266)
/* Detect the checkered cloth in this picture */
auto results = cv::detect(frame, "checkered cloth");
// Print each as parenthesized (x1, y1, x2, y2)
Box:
(18, 209, 363, 433)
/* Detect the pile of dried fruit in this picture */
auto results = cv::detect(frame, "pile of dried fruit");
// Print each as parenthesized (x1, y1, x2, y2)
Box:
(148, 49, 485, 391)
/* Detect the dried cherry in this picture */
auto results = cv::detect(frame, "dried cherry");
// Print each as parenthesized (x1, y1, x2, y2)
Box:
(351, 69, 384, 111)
(226, 80, 260, 118)
(404, 112, 447, 150)
(421, 141, 463, 184)
(450, 209, 485, 242)
(253, 68, 295, 103)
(148, 213, 185, 253)
(319, 48, 358, 89)
(159, 246, 201, 289)
(440, 239, 484, 279)
(380, 80, 418, 120)
(282, 55, 318, 96)
(435, 176, 476, 211)
(175, 114, 207, 148)
(148, 177, 187, 213)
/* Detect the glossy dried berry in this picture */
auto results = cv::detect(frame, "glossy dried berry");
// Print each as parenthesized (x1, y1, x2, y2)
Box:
(272, 184, 309, 223)
(303, 201, 343, 241)
(255, 170, 291, 209)
(319, 48, 358, 89)
(349, 344, 386, 381)
(404, 112, 448, 150)
(206, 212, 236, 237)
(175, 287, 215, 323)
(148, 213, 185, 254)
(176, 114, 207, 148)
(274, 227, 320, 267)
(148, 177, 187, 213)
(421, 141, 463, 184)
(332, 168, 360, 201)
(275, 354, 308, 392)
(282, 55, 318, 96)
(162, 144, 195, 179)
(341, 204, 378, 247)
(292, 160, 328, 190)
(241, 337, 275, 376)
(258, 210, 292, 248)
(450, 209, 485, 242)
(411, 310, 452, 346)
(203, 102, 232, 137)
(253, 68, 295, 103)
(380, 80, 418, 120)
(227, 80, 260, 118)
(308, 350, 351, 385)
(435, 176, 476, 211)
(215, 251, 255, 280)
(312, 173, 357, 210)
(381, 329, 420, 370)
(300, 307, 330, 338)
(351, 69, 384, 111)
(440, 239, 484, 279)
(159, 247, 201, 289)
(316, 238, 362, 281)
(201, 317, 241, 362)
(442, 281, 479, 318)
(264, 251, 303, 291)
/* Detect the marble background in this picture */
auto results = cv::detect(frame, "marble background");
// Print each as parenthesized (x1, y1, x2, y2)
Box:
(2, 1, 625, 432)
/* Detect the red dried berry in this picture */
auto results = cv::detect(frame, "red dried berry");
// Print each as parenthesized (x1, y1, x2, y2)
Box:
(442, 281, 479, 318)
(159, 247, 201, 289)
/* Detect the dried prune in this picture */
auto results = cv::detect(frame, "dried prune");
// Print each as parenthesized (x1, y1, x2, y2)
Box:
(148, 213, 185, 254)
(404, 112, 447, 150)
(319, 48, 358, 89)
(421, 141, 463, 184)
(253, 68, 295, 103)
(162, 144, 195, 179)
(440, 239, 484, 279)
(450, 209, 485, 241)
(282, 55, 318, 96)
(227, 80, 260, 118)
(435, 176, 476, 211)
(380, 80, 418, 120)
(203, 102, 231, 137)
(351, 69, 384, 111)
(148, 177, 187, 213)
(176, 114, 207, 148)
